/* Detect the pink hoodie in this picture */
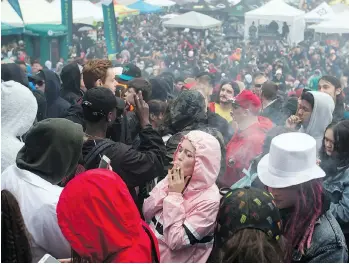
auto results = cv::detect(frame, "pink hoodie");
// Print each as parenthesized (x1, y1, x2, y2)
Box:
(143, 130, 221, 263)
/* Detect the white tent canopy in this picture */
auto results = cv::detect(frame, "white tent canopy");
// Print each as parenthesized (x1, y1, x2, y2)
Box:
(309, 11, 349, 34)
(244, 0, 305, 44)
(163, 11, 222, 29)
(18, 0, 62, 24)
(305, 2, 334, 23)
(51, 0, 104, 25)
(145, 0, 176, 7)
(1, 0, 24, 27)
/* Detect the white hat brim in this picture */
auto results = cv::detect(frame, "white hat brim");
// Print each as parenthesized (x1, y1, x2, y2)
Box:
(257, 154, 326, 188)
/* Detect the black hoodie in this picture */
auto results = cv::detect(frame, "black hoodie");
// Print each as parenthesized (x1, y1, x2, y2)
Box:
(40, 69, 71, 118)
(60, 63, 84, 105)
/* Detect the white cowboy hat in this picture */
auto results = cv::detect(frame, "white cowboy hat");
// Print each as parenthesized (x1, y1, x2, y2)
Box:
(258, 132, 325, 188)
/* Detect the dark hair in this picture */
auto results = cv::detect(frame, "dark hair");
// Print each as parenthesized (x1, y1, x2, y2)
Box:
(209, 229, 285, 263)
(320, 121, 349, 174)
(261, 81, 278, 101)
(319, 75, 341, 89)
(319, 122, 337, 161)
(283, 179, 323, 261)
(215, 81, 240, 104)
(300, 91, 314, 110)
(319, 76, 345, 121)
(128, 78, 152, 102)
(1, 190, 32, 263)
(31, 60, 41, 66)
(148, 100, 167, 117)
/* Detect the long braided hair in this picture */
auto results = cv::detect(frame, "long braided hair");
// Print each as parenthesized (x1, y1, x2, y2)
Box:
(1, 190, 32, 263)
(283, 179, 323, 260)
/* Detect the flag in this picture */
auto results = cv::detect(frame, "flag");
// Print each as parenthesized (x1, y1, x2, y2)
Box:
(61, 0, 73, 46)
(8, 0, 23, 20)
(102, 1, 119, 60)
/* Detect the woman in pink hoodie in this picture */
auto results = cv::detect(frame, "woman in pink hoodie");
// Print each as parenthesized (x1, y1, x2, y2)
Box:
(143, 130, 221, 263)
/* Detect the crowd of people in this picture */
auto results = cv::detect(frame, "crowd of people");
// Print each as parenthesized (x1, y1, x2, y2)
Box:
(2, 1, 349, 263)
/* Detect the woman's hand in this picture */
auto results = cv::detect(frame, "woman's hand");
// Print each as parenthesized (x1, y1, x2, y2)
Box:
(286, 115, 301, 129)
(168, 166, 189, 193)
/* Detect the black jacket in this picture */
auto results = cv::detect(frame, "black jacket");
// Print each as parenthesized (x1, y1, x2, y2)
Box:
(260, 97, 287, 126)
(60, 63, 84, 105)
(82, 125, 166, 199)
(207, 111, 234, 144)
(41, 69, 71, 119)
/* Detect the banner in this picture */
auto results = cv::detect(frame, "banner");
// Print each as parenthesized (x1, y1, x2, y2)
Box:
(8, 0, 23, 20)
(102, 1, 119, 60)
(61, 0, 73, 46)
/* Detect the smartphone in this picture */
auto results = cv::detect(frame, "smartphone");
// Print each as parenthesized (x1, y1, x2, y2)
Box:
(99, 155, 111, 169)
(38, 254, 60, 263)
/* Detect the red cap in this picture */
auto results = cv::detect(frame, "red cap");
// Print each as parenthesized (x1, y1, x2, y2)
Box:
(231, 90, 261, 114)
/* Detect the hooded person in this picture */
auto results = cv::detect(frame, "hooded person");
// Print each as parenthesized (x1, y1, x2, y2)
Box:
(143, 130, 221, 263)
(160, 90, 226, 181)
(1, 118, 84, 262)
(286, 91, 335, 151)
(1, 63, 47, 123)
(60, 63, 84, 105)
(29, 69, 71, 119)
(149, 77, 173, 101)
(57, 169, 160, 263)
(1, 63, 29, 87)
(1, 81, 38, 172)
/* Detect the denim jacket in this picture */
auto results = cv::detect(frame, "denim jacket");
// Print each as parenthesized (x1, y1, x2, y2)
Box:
(293, 211, 348, 263)
(323, 167, 349, 233)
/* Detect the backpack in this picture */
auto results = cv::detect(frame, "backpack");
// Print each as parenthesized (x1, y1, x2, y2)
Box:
(84, 139, 115, 170)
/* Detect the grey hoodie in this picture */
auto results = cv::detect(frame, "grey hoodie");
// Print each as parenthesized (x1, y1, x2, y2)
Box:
(300, 91, 334, 151)
(1, 81, 38, 172)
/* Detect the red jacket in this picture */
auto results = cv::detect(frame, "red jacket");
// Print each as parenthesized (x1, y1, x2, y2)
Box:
(57, 169, 160, 263)
(219, 116, 273, 188)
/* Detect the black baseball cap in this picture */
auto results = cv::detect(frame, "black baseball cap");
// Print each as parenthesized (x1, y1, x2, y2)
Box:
(118, 63, 141, 81)
(82, 87, 117, 121)
(215, 187, 282, 247)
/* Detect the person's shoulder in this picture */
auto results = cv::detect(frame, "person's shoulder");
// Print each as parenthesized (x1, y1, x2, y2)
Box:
(311, 211, 346, 249)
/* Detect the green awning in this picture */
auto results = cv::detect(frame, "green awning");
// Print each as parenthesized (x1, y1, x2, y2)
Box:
(1, 23, 24, 36)
(24, 24, 67, 37)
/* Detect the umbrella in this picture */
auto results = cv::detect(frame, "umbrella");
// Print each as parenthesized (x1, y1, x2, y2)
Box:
(78, 26, 94, 32)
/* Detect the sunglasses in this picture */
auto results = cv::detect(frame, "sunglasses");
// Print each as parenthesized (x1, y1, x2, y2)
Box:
(35, 80, 45, 86)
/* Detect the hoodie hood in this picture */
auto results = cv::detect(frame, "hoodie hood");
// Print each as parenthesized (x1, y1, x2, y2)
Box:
(41, 69, 61, 104)
(1, 81, 38, 136)
(300, 91, 334, 151)
(174, 130, 221, 192)
(16, 118, 84, 184)
(1, 63, 29, 87)
(57, 169, 159, 263)
(167, 90, 207, 133)
(60, 63, 81, 96)
(1, 81, 38, 172)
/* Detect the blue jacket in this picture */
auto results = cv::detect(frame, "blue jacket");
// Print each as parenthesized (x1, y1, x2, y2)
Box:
(293, 210, 348, 263)
(323, 167, 349, 233)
